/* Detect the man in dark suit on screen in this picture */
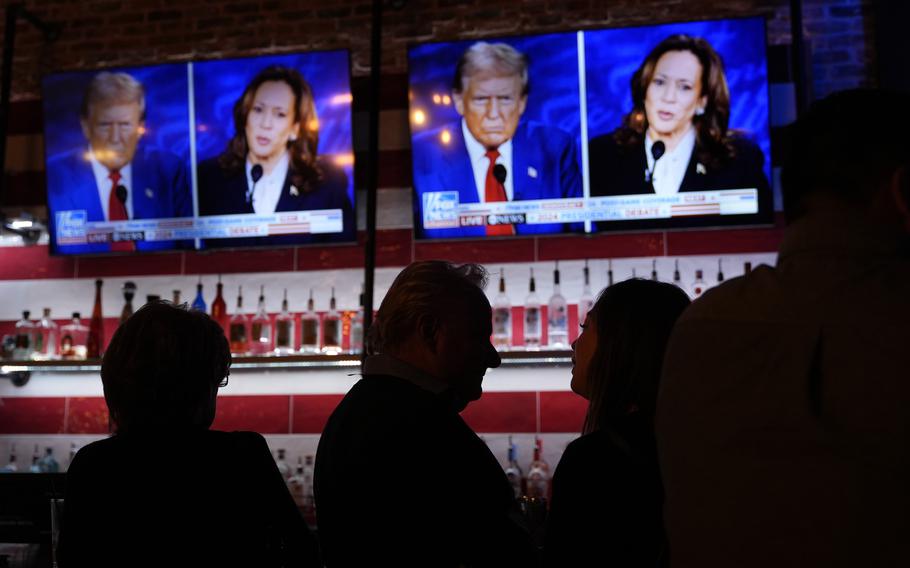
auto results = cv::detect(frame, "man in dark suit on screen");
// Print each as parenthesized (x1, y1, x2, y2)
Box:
(315, 261, 537, 567)
(411, 42, 582, 239)
(46, 71, 191, 254)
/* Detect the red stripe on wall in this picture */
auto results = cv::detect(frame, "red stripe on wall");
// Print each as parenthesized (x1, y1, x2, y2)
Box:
(77, 251, 186, 278)
(414, 236, 536, 264)
(0, 245, 74, 280)
(539, 391, 587, 433)
(460, 391, 537, 433)
(212, 395, 292, 434)
(184, 247, 296, 275)
(538, 232, 665, 260)
(291, 394, 345, 434)
(66, 397, 110, 434)
(666, 226, 785, 256)
(0, 397, 66, 434)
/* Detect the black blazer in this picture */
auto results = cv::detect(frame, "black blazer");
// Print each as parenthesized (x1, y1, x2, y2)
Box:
(544, 417, 667, 568)
(197, 155, 356, 248)
(315, 374, 537, 567)
(588, 131, 770, 197)
(58, 429, 319, 567)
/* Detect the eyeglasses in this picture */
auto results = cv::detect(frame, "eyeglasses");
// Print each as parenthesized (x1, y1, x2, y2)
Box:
(218, 372, 230, 389)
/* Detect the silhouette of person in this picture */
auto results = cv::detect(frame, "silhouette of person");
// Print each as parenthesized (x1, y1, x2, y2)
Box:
(315, 261, 537, 566)
(658, 89, 910, 567)
(57, 302, 319, 567)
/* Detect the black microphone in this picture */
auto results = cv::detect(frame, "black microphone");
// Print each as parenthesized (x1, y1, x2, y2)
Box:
(247, 164, 264, 204)
(115, 185, 129, 219)
(645, 140, 666, 190)
(493, 164, 507, 185)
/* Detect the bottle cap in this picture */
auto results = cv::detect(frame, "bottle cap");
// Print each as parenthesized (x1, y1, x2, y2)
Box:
(22, 310, 29, 319)
(72, 311, 80, 319)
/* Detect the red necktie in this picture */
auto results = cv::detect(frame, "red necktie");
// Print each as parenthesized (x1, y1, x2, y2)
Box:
(484, 150, 514, 236)
(107, 170, 135, 252)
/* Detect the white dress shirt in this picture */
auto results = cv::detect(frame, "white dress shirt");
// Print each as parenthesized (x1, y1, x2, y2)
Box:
(645, 127, 696, 195)
(462, 120, 514, 202)
(89, 153, 133, 220)
(246, 151, 290, 215)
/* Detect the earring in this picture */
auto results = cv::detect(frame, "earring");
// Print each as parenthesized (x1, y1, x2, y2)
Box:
(289, 135, 297, 142)
(695, 107, 705, 116)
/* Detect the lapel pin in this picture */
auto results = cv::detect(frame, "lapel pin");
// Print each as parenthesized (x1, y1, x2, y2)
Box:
(290, 185, 299, 197)
(145, 188, 154, 198)
(527, 166, 538, 179)
(696, 163, 706, 175)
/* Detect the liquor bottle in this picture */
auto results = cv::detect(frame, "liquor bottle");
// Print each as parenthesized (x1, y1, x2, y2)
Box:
(229, 286, 249, 355)
(0, 444, 18, 473)
(651, 259, 659, 281)
(275, 448, 291, 481)
(13, 310, 35, 360)
(60, 312, 89, 360)
(349, 285, 365, 355)
(39, 447, 59, 473)
(34, 308, 59, 360)
(526, 437, 550, 501)
(744, 261, 753, 275)
(578, 260, 594, 321)
(691, 269, 707, 299)
(120, 281, 136, 324)
(86, 279, 104, 359)
(607, 259, 614, 287)
(504, 435, 524, 499)
(29, 445, 41, 473)
(287, 457, 307, 507)
(673, 259, 682, 288)
(524, 269, 541, 350)
(250, 286, 272, 355)
(716, 258, 725, 284)
(322, 288, 342, 355)
(302, 454, 316, 524)
(211, 275, 228, 331)
(301, 290, 320, 354)
(172, 289, 181, 305)
(67, 443, 79, 471)
(632, 268, 638, 279)
(547, 262, 568, 348)
(275, 289, 295, 356)
(192, 278, 207, 312)
(492, 269, 512, 350)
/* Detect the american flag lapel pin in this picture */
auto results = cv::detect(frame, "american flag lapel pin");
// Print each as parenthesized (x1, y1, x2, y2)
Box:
(145, 188, 154, 199)
(290, 185, 300, 197)
(527, 166, 538, 179)
(696, 163, 707, 175)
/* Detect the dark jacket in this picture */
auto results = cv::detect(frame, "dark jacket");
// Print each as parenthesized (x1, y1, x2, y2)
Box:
(544, 416, 667, 567)
(196, 155, 355, 248)
(315, 374, 537, 567)
(58, 429, 319, 567)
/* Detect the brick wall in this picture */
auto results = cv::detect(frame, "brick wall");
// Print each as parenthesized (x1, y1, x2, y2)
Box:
(1, 0, 875, 103)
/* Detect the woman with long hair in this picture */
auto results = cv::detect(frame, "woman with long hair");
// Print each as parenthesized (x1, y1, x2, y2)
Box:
(544, 278, 690, 566)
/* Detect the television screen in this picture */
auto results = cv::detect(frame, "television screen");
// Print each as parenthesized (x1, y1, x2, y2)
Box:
(407, 17, 772, 240)
(42, 50, 355, 255)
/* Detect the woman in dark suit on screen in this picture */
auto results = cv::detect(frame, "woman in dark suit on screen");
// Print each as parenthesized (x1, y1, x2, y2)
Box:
(197, 66, 354, 247)
(588, 34, 769, 200)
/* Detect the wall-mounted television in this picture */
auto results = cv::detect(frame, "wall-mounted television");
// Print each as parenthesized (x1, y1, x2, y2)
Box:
(407, 16, 772, 240)
(42, 50, 355, 255)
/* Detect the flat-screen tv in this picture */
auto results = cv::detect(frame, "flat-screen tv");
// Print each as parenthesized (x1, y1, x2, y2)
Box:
(408, 17, 772, 239)
(42, 50, 355, 255)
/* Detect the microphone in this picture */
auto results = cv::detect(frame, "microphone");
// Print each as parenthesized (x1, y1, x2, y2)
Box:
(115, 185, 129, 219)
(493, 164, 507, 186)
(645, 140, 666, 190)
(247, 164, 264, 204)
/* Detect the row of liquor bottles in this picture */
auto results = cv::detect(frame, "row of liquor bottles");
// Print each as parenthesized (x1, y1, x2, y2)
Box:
(3, 257, 744, 360)
(0, 444, 74, 474)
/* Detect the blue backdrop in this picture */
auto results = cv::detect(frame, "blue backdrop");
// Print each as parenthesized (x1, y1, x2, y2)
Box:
(192, 51, 354, 205)
(408, 31, 583, 151)
(42, 63, 192, 165)
(584, 17, 771, 180)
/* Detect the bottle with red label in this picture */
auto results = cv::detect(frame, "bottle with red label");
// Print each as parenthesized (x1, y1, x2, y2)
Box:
(211, 275, 228, 333)
(691, 269, 707, 299)
(86, 279, 104, 359)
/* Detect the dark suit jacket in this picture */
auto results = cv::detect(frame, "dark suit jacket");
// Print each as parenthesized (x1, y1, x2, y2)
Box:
(411, 120, 583, 239)
(45, 146, 192, 254)
(57, 429, 319, 567)
(196, 155, 355, 248)
(544, 418, 667, 568)
(315, 374, 537, 567)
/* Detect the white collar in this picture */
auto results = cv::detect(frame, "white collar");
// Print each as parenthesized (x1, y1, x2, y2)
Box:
(461, 119, 514, 202)
(245, 151, 290, 214)
(88, 150, 133, 220)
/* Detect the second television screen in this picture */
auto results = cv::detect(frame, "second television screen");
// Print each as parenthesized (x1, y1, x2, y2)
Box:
(408, 17, 772, 240)
(43, 49, 355, 255)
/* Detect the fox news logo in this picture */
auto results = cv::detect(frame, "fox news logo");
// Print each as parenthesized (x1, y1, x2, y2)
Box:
(423, 191, 460, 229)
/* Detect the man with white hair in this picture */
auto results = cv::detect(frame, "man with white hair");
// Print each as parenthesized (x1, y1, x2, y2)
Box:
(412, 42, 583, 239)
(46, 71, 191, 253)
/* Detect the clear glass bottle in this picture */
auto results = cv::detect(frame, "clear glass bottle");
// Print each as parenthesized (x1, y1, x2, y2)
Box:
(526, 437, 550, 501)
(275, 289, 295, 356)
(322, 288, 342, 355)
(34, 308, 59, 360)
(673, 259, 682, 288)
(275, 448, 291, 481)
(607, 259, 614, 287)
(60, 312, 89, 360)
(229, 286, 249, 355)
(39, 447, 59, 473)
(87, 279, 104, 359)
(67, 443, 79, 472)
(349, 285, 365, 355)
(301, 289, 320, 354)
(504, 435, 524, 499)
(172, 289, 181, 305)
(302, 454, 316, 523)
(211, 275, 227, 332)
(13, 310, 35, 360)
(492, 269, 512, 351)
(547, 262, 568, 349)
(578, 260, 594, 321)
(119, 281, 136, 325)
(651, 259, 659, 281)
(287, 457, 307, 507)
(523, 269, 541, 350)
(716, 258, 725, 284)
(250, 285, 272, 356)
(28, 445, 41, 474)
(691, 269, 707, 299)
(0, 443, 18, 473)
(192, 279, 207, 312)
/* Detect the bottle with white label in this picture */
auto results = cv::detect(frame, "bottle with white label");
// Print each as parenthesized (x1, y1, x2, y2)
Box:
(493, 269, 512, 350)
(547, 262, 568, 348)
(578, 260, 594, 321)
(274, 289, 295, 356)
(301, 290, 320, 354)
(13, 311, 35, 360)
(322, 288, 342, 355)
(250, 285, 272, 355)
(35, 308, 59, 360)
(691, 269, 707, 299)
(524, 269, 541, 350)
(504, 435, 524, 499)
(349, 285, 365, 355)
